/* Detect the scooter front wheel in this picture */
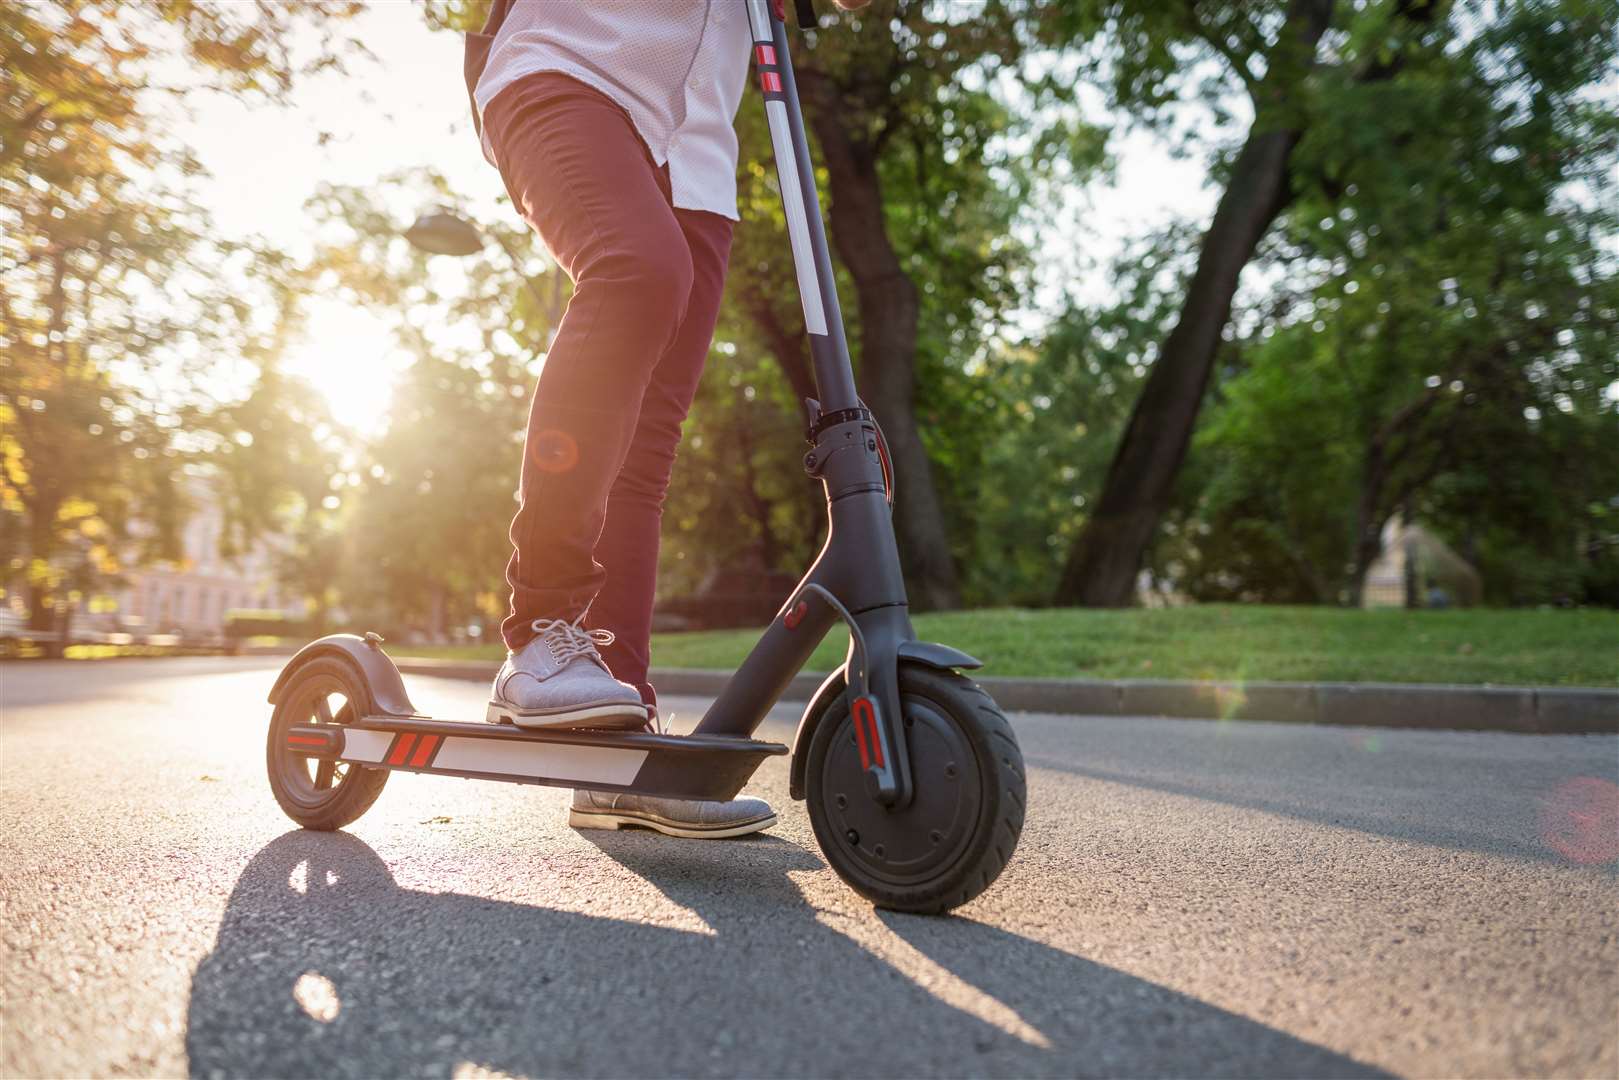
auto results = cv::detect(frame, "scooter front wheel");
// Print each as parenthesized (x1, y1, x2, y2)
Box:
(266, 655, 388, 830)
(805, 664, 1026, 914)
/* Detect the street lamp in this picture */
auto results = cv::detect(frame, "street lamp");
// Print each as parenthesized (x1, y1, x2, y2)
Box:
(402, 209, 484, 256)
(403, 207, 562, 329)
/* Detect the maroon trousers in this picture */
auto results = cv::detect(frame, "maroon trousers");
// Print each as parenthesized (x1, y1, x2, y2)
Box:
(484, 73, 733, 708)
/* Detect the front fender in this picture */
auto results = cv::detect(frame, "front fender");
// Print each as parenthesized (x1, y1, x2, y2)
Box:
(788, 668, 847, 801)
(896, 640, 982, 671)
(266, 633, 419, 718)
(785, 640, 982, 800)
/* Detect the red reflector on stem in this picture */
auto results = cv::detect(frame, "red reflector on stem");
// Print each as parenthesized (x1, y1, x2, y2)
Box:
(760, 71, 782, 93)
(784, 601, 808, 630)
(755, 44, 777, 66)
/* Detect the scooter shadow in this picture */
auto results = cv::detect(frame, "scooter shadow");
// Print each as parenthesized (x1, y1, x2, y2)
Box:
(186, 829, 1387, 1078)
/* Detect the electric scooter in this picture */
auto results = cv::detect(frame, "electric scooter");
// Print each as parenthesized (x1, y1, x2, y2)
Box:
(266, 0, 1027, 915)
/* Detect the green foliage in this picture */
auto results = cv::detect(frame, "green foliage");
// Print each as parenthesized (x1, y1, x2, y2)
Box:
(684, 1, 1106, 603)
(658, 349, 822, 599)
(294, 168, 567, 635)
(965, 229, 1189, 605)
(1077, 0, 1619, 607)
(222, 609, 313, 640)
(0, 0, 362, 627)
(12, 0, 1614, 644)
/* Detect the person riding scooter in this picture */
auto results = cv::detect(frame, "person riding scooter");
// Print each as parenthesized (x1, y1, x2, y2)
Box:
(469, 0, 867, 838)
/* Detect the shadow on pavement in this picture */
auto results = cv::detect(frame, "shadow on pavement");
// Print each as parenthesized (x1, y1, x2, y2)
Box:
(1023, 722, 1619, 870)
(186, 829, 1385, 1078)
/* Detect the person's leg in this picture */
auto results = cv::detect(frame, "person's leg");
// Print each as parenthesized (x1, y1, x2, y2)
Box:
(590, 208, 734, 712)
(483, 74, 695, 654)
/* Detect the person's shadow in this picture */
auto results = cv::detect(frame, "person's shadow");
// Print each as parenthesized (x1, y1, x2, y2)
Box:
(186, 830, 1387, 1078)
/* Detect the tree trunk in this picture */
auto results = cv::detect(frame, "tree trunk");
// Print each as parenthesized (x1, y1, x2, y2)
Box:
(734, 404, 784, 570)
(1401, 507, 1421, 608)
(799, 72, 962, 610)
(741, 294, 817, 409)
(1348, 383, 1447, 606)
(1346, 465, 1388, 609)
(23, 490, 60, 633)
(1054, 0, 1336, 608)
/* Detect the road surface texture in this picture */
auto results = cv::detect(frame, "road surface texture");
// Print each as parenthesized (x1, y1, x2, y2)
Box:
(2, 657, 1614, 1078)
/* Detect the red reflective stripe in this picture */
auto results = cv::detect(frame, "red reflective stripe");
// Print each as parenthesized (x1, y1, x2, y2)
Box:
(760, 71, 782, 93)
(387, 733, 417, 766)
(853, 697, 883, 771)
(755, 44, 777, 66)
(853, 697, 884, 769)
(287, 734, 329, 747)
(409, 734, 439, 768)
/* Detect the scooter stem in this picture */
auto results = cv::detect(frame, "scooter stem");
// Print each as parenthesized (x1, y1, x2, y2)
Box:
(691, 1, 919, 808)
(744, 0, 860, 414)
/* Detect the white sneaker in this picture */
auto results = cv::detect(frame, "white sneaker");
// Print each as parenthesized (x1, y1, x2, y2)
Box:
(486, 616, 647, 729)
(569, 789, 778, 839)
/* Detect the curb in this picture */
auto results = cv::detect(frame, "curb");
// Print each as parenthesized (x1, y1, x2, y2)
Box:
(390, 659, 1618, 735)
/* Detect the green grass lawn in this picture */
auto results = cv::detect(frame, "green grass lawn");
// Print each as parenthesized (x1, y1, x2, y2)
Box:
(393, 605, 1618, 687)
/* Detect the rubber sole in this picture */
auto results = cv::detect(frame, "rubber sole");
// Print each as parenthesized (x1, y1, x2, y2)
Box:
(568, 807, 779, 839)
(485, 700, 648, 729)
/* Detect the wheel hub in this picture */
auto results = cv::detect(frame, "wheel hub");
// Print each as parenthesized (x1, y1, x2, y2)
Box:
(816, 695, 985, 885)
(271, 672, 358, 810)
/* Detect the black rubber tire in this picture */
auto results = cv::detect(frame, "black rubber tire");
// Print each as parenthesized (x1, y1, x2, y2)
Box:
(266, 655, 388, 831)
(805, 664, 1026, 915)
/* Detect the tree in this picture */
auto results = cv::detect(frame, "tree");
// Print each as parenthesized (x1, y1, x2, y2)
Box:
(784, 1, 1082, 609)
(208, 368, 351, 627)
(960, 228, 1182, 605)
(421, 0, 1101, 612)
(1054, 0, 1456, 606)
(0, 0, 363, 636)
(1171, 0, 1619, 606)
(297, 169, 570, 635)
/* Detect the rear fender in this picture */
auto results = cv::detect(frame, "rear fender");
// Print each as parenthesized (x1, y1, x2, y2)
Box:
(266, 633, 418, 718)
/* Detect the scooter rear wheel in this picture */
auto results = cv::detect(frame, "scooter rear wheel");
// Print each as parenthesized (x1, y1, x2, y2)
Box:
(805, 664, 1026, 914)
(267, 656, 388, 830)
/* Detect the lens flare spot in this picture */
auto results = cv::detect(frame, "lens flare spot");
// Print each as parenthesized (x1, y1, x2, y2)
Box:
(293, 971, 341, 1023)
(1538, 777, 1619, 866)
(1214, 682, 1246, 721)
(531, 428, 579, 474)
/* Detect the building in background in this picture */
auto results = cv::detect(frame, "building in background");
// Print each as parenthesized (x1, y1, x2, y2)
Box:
(1362, 520, 1482, 609)
(80, 479, 304, 641)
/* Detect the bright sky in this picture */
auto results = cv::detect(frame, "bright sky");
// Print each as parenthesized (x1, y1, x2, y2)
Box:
(175, 1, 1215, 434)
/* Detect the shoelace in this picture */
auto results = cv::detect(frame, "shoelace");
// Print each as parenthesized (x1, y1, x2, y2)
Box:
(530, 616, 614, 666)
(531, 615, 662, 730)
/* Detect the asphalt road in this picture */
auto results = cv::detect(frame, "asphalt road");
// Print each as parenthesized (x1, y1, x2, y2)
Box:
(2, 657, 1615, 1079)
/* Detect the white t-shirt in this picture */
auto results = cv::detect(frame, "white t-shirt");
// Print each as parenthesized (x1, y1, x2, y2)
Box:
(475, 0, 754, 221)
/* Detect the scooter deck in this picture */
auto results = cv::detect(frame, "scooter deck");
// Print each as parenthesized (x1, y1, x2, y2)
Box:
(284, 715, 787, 802)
